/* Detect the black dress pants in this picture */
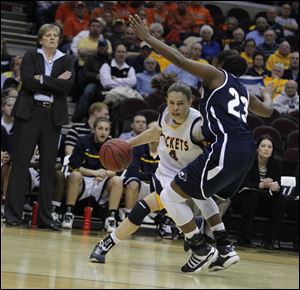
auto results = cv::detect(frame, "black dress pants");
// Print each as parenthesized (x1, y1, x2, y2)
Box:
(5, 106, 60, 226)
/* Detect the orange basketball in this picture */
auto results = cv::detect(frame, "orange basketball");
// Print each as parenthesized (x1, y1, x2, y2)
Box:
(99, 139, 133, 172)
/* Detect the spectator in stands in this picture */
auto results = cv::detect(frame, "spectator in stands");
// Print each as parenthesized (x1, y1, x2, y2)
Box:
(240, 39, 257, 69)
(224, 27, 245, 52)
(101, 11, 115, 40)
(266, 7, 284, 43)
(273, 80, 299, 115)
(246, 52, 268, 77)
(1, 36, 12, 74)
(135, 7, 147, 23)
(199, 25, 221, 63)
(112, 1, 135, 22)
(232, 134, 285, 249)
(266, 41, 291, 72)
(145, 1, 170, 25)
(283, 52, 299, 82)
(257, 29, 279, 60)
(106, 18, 127, 50)
(135, 57, 159, 98)
(1, 56, 22, 92)
(144, 73, 177, 111)
(1, 95, 15, 219)
(77, 19, 112, 68)
(100, 43, 137, 90)
(264, 63, 288, 100)
(4, 24, 74, 229)
(62, 118, 123, 232)
(219, 17, 239, 50)
(149, 23, 171, 71)
(54, 1, 89, 30)
(1, 87, 18, 101)
(65, 102, 110, 156)
(186, 1, 214, 27)
(1, 125, 12, 221)
(1, 95, 16, 136)
(72, 39, 111, 123)
(119, 26, 140, 57)
(164, 45, 202, 90)
(61, 1, 89, 53)
(246, 17, 269, 47)
(119, 113, 147, 140)
(275, 3, 299, 37)
(189, 42, 208, 64)
(36, 1, 60, 28)
(91, 1, 115, 21)
(127, 41, 159, 74)
(290, 1, 299, 24)
(164, 1, 198, 45)
(122, 121, 159, 219)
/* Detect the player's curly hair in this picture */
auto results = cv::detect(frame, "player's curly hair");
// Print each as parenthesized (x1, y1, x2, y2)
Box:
(151, 73, 178, 97)
(215, 50, 248, 77)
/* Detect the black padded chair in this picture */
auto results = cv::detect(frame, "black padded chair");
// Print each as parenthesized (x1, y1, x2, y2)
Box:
(261, 108, 281, 125)
(286, 130, 299, 149)
(283, 148, 299, 162)
(271, 117, 298, 151)
(271, 117, 298, 138)
(247, 114, 265, 131)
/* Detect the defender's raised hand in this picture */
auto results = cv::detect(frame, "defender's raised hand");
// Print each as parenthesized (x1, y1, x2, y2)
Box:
(129, 14, 150, 41)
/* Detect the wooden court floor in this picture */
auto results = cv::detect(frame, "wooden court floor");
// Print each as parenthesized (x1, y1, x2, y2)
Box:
(1, 225, 299, 289)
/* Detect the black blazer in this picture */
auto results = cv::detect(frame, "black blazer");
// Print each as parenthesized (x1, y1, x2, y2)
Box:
(12, 49, 75, 126)
(241, 156, 282, 194)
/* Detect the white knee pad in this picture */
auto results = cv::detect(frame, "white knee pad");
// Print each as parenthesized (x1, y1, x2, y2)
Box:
(160, 184, 194, 227)
(192, 197, 220, 220)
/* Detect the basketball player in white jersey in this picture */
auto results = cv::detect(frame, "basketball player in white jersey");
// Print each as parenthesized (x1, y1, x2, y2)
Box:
(90, 82, 239, 272)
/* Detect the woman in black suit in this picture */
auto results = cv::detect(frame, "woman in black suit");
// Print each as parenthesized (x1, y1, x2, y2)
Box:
(232, 134, 285, 249)
(5, 24, 74, 229)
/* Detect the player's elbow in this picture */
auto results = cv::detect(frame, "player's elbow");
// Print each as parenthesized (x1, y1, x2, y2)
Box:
(256, 106, 273, 118)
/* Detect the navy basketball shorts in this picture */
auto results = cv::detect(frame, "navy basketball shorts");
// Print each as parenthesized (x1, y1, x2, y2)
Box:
(174, 139, 256, 200)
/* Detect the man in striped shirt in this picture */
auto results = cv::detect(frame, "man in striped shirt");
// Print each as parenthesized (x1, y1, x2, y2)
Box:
(65, 102, 109, 155)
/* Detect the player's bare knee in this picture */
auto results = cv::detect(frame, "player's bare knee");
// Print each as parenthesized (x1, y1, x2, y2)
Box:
(68, 171, 82, 183)
(112, 175, 123, 186)
(126, 180, 139, 192)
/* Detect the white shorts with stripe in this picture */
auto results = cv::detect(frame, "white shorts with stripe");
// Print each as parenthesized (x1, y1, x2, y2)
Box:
(78, 176, 109, 205)
(124, 177, 151, 200)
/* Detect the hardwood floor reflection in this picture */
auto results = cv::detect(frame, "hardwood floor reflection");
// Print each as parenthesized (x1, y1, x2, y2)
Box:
(1, 225, 299, 289)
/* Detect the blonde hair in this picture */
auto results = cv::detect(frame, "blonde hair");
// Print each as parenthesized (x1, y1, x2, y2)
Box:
(88, 102, 109, 116)
(37, 24, 60, 45)
(167, 83, 192, 101)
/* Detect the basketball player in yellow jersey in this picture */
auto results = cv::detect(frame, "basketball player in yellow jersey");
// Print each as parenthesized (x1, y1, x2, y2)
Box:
(90, 82, 239, 272)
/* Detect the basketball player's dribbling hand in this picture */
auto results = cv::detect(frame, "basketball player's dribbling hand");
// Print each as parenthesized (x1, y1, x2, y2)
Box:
(129, 14, 150, 41)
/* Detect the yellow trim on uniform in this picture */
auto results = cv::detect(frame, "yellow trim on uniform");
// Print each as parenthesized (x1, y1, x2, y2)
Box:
(140, 157, 160, 164)
(156, 194, 165, 210)
(166, 123, 182, 131)
(85, 152, 99, 158)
